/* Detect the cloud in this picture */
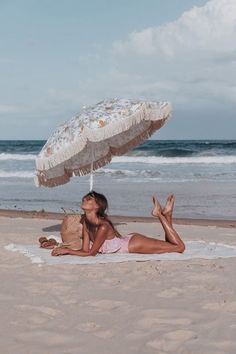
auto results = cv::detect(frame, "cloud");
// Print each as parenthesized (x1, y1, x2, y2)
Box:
(110, 0, 236, 106)
(114, 0, 236, 56)
(4, 0, 236, 139)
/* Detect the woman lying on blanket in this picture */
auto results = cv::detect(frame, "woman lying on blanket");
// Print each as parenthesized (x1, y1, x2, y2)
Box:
(39, 191, 185, 256)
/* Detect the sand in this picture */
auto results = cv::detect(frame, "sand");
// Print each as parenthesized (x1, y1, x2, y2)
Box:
(1, 213, 236, 354)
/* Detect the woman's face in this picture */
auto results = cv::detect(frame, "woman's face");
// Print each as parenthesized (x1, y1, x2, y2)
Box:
(81, 193, 99, 212)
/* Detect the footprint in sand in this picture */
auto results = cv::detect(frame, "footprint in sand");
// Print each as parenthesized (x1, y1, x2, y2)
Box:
(85, 299, 129, 311)
(157, 287, 184, 298)
(137, 317, 192, 329)
(146, 330, 196, 351)
(137, 309, 193, 330)
(164, 329, 197, 341)
(77, 321, 115, 338)
(17, 304, 63, 317)
(146, 338, 181, 351)
(77, 322, 101, 332)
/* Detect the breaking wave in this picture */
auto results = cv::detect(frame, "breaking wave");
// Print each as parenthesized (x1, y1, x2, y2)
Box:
(0, 170, 34, 178)
(0, 153, 36, 161)
(112, 155, 236, 164)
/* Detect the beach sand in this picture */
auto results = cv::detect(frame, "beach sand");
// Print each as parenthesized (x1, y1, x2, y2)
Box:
(1, 212, 236, 354)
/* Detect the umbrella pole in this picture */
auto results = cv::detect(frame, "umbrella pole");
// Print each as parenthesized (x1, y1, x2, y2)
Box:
(89, 161, 94, 191)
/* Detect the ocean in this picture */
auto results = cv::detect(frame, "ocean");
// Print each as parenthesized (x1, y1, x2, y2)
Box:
(0, 140, 236, 219)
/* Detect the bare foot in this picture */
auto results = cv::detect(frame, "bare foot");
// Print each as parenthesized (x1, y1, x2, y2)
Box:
(152, 196, 162, 217)
(162, 194, 175, 218)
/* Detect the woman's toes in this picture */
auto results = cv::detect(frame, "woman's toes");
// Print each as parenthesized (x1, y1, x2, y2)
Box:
(168, 193, 174, 203)
(152, 196, 162, 216)
(152, 196, 158, 207)
(162, 194, 175, 216)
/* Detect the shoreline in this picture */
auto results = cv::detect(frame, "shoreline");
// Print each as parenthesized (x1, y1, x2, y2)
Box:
(0, 208, 235, 228)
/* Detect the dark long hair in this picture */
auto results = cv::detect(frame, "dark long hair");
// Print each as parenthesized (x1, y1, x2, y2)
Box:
(81, 191, 121, 239)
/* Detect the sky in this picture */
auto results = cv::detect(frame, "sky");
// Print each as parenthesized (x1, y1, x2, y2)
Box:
(0, 0, 236, 140)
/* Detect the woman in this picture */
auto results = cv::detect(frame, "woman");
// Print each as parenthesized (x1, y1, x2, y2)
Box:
(39, 191, 185, 257)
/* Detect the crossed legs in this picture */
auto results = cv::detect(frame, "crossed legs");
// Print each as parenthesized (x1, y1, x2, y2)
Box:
(128, 194, 185, 254)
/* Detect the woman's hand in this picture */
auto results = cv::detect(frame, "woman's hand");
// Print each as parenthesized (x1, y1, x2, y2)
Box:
(51, 247, 69, 256)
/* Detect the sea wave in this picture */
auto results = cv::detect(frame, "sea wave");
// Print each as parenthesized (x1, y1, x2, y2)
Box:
(0, 153, 36, 161)
(95, 168, 161, 178)
(133, 140, 236, 157)
(0, 167, 234, 182)
(0, 168, 161, 179)
(0, 170, 34, 178)
(112, 155, 236, 164)
(95, 168, 136, 177)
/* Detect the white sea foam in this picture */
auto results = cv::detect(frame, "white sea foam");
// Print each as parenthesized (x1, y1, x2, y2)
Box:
(112, 155, 236, 164)
(1, 152, 235, 165)
(0, 153, 36, 161)
(95, 168, 162, 178)
(95, 168, 136, 177)
(0, 170, 34, 178)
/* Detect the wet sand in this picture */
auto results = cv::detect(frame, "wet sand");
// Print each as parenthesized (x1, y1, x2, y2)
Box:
(1, 208, 236, 228)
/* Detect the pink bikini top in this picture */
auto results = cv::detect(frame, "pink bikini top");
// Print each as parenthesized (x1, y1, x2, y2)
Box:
(90, 237, 122, 254)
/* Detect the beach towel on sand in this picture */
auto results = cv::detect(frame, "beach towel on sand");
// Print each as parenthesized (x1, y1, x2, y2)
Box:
(4, 241, 236, 265)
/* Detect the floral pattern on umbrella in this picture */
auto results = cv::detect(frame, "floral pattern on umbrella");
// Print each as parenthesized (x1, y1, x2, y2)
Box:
(35, 98, 172, 187)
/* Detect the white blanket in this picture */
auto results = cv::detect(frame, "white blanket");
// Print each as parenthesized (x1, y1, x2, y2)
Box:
(4, 241, 236, 265)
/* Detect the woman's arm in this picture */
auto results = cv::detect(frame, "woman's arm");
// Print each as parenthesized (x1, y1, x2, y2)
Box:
(51, 224, 109, 257)
(81, 221, 90, 252)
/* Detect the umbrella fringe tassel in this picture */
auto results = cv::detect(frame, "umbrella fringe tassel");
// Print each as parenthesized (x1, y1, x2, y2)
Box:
(35, 102, 171, 172)
(35, 102, 171, 187)
(35, 117, 169, 187)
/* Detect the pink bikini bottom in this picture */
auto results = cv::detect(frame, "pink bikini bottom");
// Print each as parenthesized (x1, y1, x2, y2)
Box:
(99, 234, 134, 254)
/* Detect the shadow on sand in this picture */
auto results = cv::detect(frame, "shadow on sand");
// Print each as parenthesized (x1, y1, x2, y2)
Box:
(42, 224, 61, 232)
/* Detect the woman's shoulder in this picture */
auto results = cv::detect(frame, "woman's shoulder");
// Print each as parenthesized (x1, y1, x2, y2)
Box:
(98, 219, 110, 228)
(97, 219, 113, 233)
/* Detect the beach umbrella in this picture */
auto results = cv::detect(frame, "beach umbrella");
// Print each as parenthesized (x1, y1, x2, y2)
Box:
(35, 98, 171, 189)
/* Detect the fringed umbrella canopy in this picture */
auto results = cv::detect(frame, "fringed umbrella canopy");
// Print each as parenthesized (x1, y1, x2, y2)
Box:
(35, 98, 172, 188)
